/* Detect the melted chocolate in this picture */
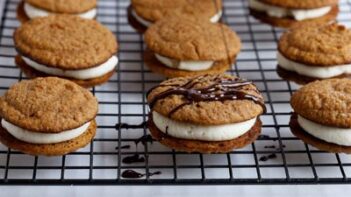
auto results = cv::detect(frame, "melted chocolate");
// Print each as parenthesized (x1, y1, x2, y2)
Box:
(121, 170, 161, 179)
(258, 135, 271, 140)
(115, 121, 147, 130)
(135, 134, 153, 146)
(116, 145, 131, 150)
(122, 154, 145, 164)
(147, 76, 265, 117)
(259, 153, 277, 162)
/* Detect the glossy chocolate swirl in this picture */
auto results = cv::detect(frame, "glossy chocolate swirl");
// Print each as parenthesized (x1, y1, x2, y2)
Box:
(147, 75, 266, 118)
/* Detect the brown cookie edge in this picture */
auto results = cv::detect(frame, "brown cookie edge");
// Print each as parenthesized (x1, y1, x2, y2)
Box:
(17, 1, 30, 23)
(290, 113, 351, 154)
(249, 5, 339, 28)
(127, 5, 147, 34)
(148, 113, 261, 153)
(277, 65, 351, 85)
(15, 55, 115, 88)
(144, 49, 233, 78)
(0, 120, 97, 156)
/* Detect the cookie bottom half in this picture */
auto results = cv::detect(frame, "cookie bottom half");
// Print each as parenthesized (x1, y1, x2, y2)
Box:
(144, 49, 233, 78)
(148, 114, 261, 153)
(290, 113, 351, 154)
(249, 6, 339, 28)
(127, 5, 148, 34)
(277, 65, 351, 85)
(0, 120, 97, 156)
(15, 55, 115, 88)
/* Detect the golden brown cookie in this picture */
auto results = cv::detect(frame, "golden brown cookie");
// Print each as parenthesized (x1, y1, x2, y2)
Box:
(17, 0, 97, 23)
(147, 74, 264, 125)
(15, 55, 115, 88)
(0, 120, 97, 156)
(129, 0, 222, 30)
(14, 15, 118, 87)
(290, 79, 351, 153)
(291, 78, 351, 128)
(290, 113, 351, 154)
(249, 0, 338, 28)
(0, 77, 98, 132)
(144, 16, 241, 77)
(276, 23, 351, 84)
(279, 23, 351, 66)
(148, 115, 262, 153)
(0, 77, 98, 156)
(147, 74, 265, 153)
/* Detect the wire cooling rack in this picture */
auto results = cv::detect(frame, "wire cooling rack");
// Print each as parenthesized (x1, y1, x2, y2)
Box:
(0, 0, 351, 185)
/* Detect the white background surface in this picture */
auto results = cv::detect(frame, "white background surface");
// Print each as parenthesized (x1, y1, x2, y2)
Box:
(1, 0, 351, 196)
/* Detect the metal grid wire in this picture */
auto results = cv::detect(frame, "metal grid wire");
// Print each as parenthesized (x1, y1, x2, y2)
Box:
(0, 0, 351, 185)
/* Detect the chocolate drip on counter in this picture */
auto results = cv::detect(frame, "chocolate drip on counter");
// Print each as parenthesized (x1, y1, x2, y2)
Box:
(259, 153, 277, 162)
(258, 135, 271, 140)
(122, 154, 145, 164)
(121, 170, 161, 179)
(147, 76, 265, 117)
(135, 134, 153, 146)
(116, 145, 131, 150)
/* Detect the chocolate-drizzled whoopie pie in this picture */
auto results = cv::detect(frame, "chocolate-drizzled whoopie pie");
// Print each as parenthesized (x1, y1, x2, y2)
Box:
(128, 0, 223, 33)
(290, 79, 351, 153)
(144, 16, 241, 78)
(17, 0, 97, 23)
(249, 0, 339, 28)
(147, 74, 265, 153)
(14, 15, 118, 88)
(277, 23, 351, 85)
(0, 77, 98, 156)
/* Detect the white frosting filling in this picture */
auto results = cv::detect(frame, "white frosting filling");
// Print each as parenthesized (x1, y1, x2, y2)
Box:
(152, 111, 257, 141)
(24, 2, 97, 20)
(1, 119, 90, 144)
(131, 9, 222, 27)
(249, 0, 332, 21)
(277, 52, 351, 78)
(22, 55, 118, 80)
(155, 53, 213, 71)
(297, 115, 351, 146)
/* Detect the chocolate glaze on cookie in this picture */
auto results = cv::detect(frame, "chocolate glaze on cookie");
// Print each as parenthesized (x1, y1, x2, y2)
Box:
(147, 75, 266, 118)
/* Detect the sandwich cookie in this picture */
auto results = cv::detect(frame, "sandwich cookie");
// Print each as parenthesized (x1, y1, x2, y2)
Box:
(0, 77, 98, 156)
(147, 74, 265, 153)
(290, 79, 351, 153)
(17, 0, 97, 23)
(277, 23, 351, 84)
(249, 0, 339, 28)
(128, 0, 223, 33)
(144, 17, 241, 78)
(14, 15, 118, 88)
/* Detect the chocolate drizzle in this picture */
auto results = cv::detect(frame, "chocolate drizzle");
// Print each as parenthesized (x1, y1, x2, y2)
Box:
(121, 170, 161, 179)
(147, 75, 265, 117)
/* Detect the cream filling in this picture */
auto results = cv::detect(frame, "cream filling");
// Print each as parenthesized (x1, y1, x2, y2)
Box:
(297, 115, 351, 146)
(277, 52, 351, 78)
(249, 0, 332, 21)
(24, 2, 97, 20)
(1, 119, 90, 144)
(131, 9, 222, 27)
(22, 56, 118, 80)
(155, 53, 214, 71)
(152, 111, 257, 141)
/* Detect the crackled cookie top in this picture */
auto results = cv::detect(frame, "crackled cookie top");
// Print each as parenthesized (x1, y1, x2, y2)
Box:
(25, 0, 97, 13)
(291, 78, 351, 128)
(258, 0, 338, 9)
(0, 77, 98, 133)
(147, 74, 265, 125)
(279, 23, 351, 66)
(132, 0, 222, 23)
(144, 16, 241, 61)
(14, 15, 118, 70)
